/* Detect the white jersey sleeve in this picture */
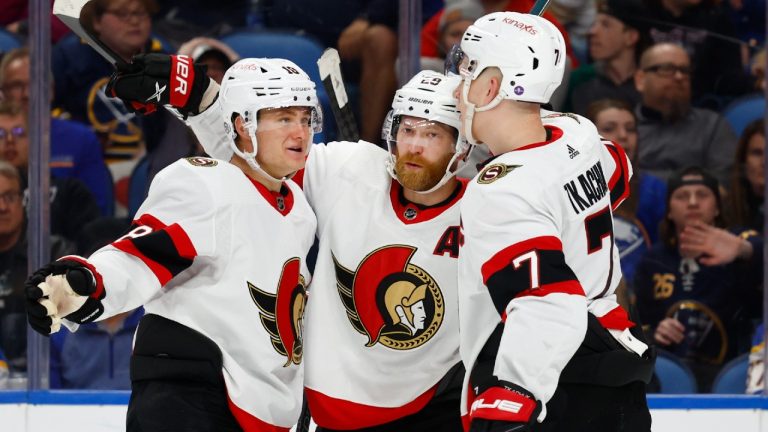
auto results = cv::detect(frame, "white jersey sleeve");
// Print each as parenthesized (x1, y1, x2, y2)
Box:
(185, 98, 235, 161)
(459, 170, 588, 417)
(303, 141, 384, 217)
(86, 159, 218, 317)
(599, 138, 633, 211)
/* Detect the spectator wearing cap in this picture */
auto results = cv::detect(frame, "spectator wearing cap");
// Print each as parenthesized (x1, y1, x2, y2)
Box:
(177, 37, 239, 84)
(634, 166, 762, 391)
(565, 0, 649, 115)
(634, 42, 737, 186)
(421, 0, 484, 72)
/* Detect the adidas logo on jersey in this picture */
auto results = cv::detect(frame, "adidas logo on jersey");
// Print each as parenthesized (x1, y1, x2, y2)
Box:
(567, 145, 580, 159)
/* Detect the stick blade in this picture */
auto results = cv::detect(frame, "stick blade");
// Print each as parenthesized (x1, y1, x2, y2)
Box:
(53, 0, 128, 68)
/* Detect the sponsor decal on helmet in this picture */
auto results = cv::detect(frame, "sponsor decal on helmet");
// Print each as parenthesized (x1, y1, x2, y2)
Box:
(501, 18, 537, 35)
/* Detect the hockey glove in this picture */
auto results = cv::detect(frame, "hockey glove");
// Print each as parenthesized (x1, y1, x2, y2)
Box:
(105, 53, 215, 117)
(469, 379, 542, 432)
(25, 258, 105, 335)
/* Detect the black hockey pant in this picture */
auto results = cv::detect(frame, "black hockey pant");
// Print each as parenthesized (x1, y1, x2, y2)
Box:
(126, 314, 243, 432)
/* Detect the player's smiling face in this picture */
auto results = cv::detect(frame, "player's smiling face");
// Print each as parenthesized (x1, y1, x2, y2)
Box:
(393, 116, 456, 191)
(254, 107, 312, 178)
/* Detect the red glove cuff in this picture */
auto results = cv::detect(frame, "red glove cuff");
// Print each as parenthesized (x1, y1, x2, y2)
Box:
(169, 55, 194, 108)
(470, 384, 538, 424)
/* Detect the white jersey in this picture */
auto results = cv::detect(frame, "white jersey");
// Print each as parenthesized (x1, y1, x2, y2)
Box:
(299, 142, 463, 429)
(458, 112, 633, 420)
(83, 157, 317, 430)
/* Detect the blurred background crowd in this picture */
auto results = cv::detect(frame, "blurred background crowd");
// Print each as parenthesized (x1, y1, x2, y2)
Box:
(0, 0, 765, 395)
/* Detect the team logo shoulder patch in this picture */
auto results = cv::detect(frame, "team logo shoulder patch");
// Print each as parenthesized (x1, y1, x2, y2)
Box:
(185, 156, 218, 167)
(333, 246, 445, 351)
(477, 163, 521, 184)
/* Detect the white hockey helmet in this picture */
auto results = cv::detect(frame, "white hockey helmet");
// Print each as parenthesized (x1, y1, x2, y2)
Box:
(219, 58, 322, 181)
(446, 12, 566, 143)
(382, 70, 472, 194)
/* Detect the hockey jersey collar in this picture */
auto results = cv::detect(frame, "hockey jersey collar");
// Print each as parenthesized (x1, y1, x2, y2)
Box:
(515, 125, 562, 151)
(246, 176, 295, 216)
(389, 178, 467, 225)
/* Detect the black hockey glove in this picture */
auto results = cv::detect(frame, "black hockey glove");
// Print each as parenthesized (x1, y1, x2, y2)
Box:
(106, 53, 211, 116)
(25, 258, 105, 335)
(468, 379, 542, 432)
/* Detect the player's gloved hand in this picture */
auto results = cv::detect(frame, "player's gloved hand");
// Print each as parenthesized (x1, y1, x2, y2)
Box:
(106, 53, 215, 117)
(468, 379, 541, 432)
(25, 258, 105, 335)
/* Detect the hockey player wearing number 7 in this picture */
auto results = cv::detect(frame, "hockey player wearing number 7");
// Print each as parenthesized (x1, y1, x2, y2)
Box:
(104, 53, 473, 430)
(446, 11, 654, 432)
(24, 58, 320, 431)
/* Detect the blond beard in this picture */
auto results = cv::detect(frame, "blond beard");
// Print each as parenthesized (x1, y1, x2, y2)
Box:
(395, 152, 454, 191)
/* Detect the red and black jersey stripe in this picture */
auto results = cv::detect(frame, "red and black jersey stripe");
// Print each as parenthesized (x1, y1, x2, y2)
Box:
(481, 236, 585, 319)
(112, 214, 197, 286)
(604, 141, 630, 210)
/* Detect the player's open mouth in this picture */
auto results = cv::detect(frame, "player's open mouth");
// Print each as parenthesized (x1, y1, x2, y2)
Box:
(287, 146, 303, 153)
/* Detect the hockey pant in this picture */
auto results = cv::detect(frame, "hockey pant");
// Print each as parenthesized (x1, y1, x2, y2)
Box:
(315, 362, 465, 432)
(126, 314, 243, 432)
(471, 312, 655, 432)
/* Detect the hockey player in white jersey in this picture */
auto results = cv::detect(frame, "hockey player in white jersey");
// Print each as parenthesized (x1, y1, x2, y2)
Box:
(299, 71, 471, 432)
(25, 58, 319, 432)
(445, 12, 654, 432)
(102, 53, 473, 430)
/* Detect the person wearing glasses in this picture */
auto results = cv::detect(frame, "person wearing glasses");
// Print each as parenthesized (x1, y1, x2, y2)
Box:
(0, 102, 100, 243)
(52, 0, 166, 163)
(0, 157, 75, 379)
(634, 42, 737, 186)
(0, 47, 113, 216)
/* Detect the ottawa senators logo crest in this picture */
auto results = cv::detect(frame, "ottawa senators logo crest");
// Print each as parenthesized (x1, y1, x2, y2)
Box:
(249, 258, 307, 366)
(333, 245, 444, 350)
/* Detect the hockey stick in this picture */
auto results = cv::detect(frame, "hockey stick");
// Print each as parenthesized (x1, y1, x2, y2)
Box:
(529, 0, 551, 16)
(317, 48, 360, 142)
(53, 0, 129, 69)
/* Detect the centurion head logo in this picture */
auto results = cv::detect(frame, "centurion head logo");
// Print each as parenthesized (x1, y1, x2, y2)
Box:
(249, 258, 307, 366)
(333, 245, 444, 350)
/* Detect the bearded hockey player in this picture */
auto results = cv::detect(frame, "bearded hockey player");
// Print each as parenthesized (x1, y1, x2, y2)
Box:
(105, 54, 473, 430)
(25, 58, 319, 432)
(446, 12, 654, 432)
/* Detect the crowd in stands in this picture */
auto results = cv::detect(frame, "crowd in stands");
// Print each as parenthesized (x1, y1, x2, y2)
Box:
(0, 0, 764, 393)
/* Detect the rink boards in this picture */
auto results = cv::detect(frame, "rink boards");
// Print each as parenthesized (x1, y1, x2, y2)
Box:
(1, 392, 768, 431)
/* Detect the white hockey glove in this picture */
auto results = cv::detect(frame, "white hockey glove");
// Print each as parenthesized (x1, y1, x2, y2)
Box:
(25, 258, 105, 335)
